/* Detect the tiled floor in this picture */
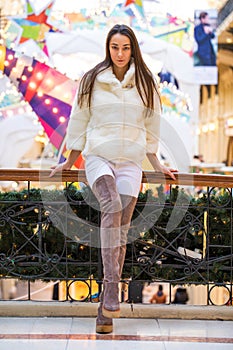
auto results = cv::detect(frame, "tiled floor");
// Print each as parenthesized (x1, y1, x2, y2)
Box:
(0, 317, 233, 350)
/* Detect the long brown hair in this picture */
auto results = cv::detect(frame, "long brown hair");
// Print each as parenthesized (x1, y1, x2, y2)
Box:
(78, 24, 161, 114)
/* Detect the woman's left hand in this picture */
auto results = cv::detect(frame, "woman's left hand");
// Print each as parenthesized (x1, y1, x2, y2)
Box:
(155, 163, 177, 180)
(147, 153, 177, 180)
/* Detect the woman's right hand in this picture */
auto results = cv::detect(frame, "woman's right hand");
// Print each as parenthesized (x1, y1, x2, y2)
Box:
(49, 150, 81, 177)
(49, 161, 71, 177)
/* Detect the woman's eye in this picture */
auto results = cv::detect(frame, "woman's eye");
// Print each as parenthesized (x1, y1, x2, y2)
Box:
(111, 46, 118, 50)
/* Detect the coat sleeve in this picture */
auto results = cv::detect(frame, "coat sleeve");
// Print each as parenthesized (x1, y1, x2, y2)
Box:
(66, 91, 91, 151)
(144, 92, 161, 154)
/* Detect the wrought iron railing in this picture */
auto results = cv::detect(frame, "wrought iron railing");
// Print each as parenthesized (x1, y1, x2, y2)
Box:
(0, 169, 233, 305)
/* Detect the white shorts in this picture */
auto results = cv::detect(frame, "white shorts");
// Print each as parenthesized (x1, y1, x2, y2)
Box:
(85, 155, 142, 198)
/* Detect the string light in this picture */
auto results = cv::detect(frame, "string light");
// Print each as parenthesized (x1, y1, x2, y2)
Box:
(6, 110, 14, 117)
(45, 98, 51, 105)
(29, 82, 37, 89)
(202, 125, 209, 133)
(18, 108, 24, 114)
(59, 116, 66, 123)
(226, 118, 233, 127)
(36, 72, 43, 79)
(45, 79, 53, 87)
(209, 123, 216, 132)
(52, 107, 58, 114)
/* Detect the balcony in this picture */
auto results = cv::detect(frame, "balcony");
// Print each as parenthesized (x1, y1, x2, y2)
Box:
(0, 169, 233, 310)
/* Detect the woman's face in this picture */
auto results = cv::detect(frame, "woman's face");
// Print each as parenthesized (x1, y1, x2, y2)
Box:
(109, 33, 132, 71)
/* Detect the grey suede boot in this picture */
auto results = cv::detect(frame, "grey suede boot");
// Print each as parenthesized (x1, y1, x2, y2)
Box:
(95, 195, 136, 333)
(96, 289, 113, 334)
(92, 175, 122, 319)
(93, 177, 138, 329)
(119, 195, 137, 276)
(101, 194, 137, 318)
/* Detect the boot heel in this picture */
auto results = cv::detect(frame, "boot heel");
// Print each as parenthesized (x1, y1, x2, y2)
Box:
(102, 306, 120, 318)
(96, 323, 113, 334)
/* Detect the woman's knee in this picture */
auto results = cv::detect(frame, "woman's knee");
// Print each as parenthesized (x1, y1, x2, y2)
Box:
(93, 175, 122, 213)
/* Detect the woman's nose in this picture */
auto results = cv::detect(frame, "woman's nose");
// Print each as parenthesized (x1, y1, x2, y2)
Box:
(118, 49, 123, 57)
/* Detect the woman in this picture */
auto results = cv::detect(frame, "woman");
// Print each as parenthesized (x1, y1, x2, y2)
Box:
(50, 24, 176, 333)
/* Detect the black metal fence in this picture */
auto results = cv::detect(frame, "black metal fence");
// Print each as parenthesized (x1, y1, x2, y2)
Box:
(0, 169, 232, 305)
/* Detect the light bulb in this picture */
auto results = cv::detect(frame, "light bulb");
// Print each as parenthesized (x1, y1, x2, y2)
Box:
(29, 82, 37, 89)
(59, 116, 66, 123)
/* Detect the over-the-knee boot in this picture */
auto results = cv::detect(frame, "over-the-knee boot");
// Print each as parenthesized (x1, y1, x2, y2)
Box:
(95, 195, 136, 333)
(119, 195, 137, 276)
(92, 175, 122, 320)
(101, 194, 137, 318)
(96, 289, 113, 334)
(101, 246, 121, 318)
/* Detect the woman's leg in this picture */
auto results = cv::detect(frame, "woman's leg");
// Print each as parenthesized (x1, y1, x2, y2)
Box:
(93, 177, 138, 332)
(95, 194, 137, 333)
(95, 289, 113, 334)
(119, 194, 137, 276)
(92, 174, 122, 319)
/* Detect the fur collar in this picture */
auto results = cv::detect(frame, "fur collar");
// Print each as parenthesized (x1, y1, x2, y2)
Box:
(96, 62, 135, 87)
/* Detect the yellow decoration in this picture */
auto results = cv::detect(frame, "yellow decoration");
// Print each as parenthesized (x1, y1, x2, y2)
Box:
(0, 45, 6, 72)
(58, 279, 99, 301)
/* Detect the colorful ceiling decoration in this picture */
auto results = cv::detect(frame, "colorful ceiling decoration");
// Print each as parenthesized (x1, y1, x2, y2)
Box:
(2, 0, 194, 56)
(2, 0, 57, 56)
(160, 82, 191, 122)
(123, 0, 145, 18)
(0, 45, 78, 153)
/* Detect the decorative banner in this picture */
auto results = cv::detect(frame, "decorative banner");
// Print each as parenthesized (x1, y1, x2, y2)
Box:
(134, 0, 145, 18)
(27, 0, 54, 16)
(0, 45, 78, 153)
(12, 0, 54, 47)
(3, 1, 193, 57)
(193, 9, 218, 85)
(123, 0, 145, 18)
(12, 18, 48, 44)
(150, 16, 193, 56)
(3, 0, 56, 56)
(2, 20, 23, 48)
(160, 82, 191, 122)
(2, 0, 198, 60)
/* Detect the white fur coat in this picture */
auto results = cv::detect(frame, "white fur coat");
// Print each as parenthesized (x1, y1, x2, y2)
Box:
(66, 63, 161, 166)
